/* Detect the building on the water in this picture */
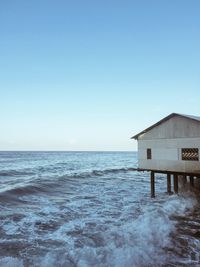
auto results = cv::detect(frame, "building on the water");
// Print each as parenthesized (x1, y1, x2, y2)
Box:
(132, 113, 200, 197)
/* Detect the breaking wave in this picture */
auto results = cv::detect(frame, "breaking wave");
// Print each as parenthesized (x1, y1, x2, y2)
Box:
(0, 193, 198, 267)
(0, 168, 139, 205)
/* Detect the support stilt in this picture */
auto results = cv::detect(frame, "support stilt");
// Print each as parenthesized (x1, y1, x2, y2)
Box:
(182, 175, 187, 185)
(151, 171, 155, 198)
(167, 174, 171, 194)
(173, 174, 178, 194)
(190, 176, 194, 187)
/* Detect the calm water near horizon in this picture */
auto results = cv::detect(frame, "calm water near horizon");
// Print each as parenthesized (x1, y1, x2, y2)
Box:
(0, 151, 200, 267)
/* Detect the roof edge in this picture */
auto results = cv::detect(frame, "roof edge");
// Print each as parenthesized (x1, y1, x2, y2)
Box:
(131, 113, 200, 140)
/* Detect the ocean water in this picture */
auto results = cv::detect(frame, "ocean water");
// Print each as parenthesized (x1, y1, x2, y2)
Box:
(0, 151, 200, 267)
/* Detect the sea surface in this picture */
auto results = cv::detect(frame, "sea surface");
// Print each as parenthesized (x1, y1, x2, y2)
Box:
(0, 151, 200, 267)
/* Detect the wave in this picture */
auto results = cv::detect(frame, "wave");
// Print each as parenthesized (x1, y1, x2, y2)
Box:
(0, 165, 137, 178)
(0, 193, 197, 267)
(90, 167, 137, 176)
(0, 167, 138, 202)
(56, 167, 138, 181)
(0, 169, 35, 177)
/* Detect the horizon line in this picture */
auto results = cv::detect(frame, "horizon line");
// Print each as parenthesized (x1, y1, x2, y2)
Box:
(0, 150, 137, 152)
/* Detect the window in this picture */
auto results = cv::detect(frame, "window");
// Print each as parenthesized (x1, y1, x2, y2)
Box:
(147, 148, 152, 160)
(181, 148, 199, 161)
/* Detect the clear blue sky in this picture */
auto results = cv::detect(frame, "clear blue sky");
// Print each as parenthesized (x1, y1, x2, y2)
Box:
(0, 0, 200, 151)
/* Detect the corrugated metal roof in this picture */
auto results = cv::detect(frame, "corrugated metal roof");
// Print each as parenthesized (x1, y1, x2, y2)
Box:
(131, 113, 200, 140)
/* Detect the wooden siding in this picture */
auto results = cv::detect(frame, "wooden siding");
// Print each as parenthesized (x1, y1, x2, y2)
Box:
(138, 116, 200, 140)
(138, 137, 200, 173)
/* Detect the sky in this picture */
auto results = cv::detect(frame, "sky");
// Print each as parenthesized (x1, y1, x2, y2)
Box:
(0, 0, 200, 151)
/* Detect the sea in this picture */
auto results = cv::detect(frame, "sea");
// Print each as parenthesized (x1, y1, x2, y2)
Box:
(0, 151, 200, 267)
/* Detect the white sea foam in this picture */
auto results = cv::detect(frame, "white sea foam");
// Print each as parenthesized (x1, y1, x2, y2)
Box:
(0, 193, 199, 267)
(28, 193, 198, 267)
(109, 194, 197, 267)
(0, 257, 23, 267)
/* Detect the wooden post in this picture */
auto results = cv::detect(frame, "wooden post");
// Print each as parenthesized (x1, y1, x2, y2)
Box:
(190, 176, 194, 187)
(151, 171, 155, 198)
(173, 174, 178, 194)
(182, 175, 187, 185)
(167, 173, 171, 194)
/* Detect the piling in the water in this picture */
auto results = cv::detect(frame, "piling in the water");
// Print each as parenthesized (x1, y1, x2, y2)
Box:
(151, 171, 155, 198)
(173, 174, 178, 194)
(190, 176, 194, 187)
(167, 174, 171, 194)
(132, 168, 200, 198)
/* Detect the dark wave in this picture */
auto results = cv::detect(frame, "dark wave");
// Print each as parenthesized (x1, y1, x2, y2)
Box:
(90, 167, 137, 176)
(58, 167, 137, 180)
(0, 165, 137, 179)
(0, 169, 35, 177)
(0, 182, 59, 203)
(0, 167, 137, 202)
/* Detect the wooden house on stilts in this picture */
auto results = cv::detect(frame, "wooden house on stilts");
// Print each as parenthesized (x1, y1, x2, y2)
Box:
(132, 113, 200, 197)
